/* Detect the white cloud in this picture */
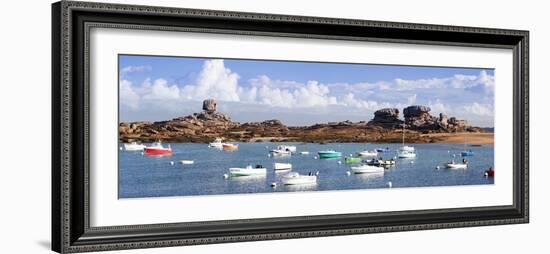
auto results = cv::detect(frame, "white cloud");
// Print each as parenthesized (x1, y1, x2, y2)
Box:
(180, 59, 240, 101)
(120, 65, 151, 77)
(119, 80, 140, 110)
(463, 102, 493, 116)
(143, 79, 180, 100)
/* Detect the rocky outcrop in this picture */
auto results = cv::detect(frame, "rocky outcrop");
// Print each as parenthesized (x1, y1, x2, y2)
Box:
(120, 101, 484, 143)
(202, 99, 217, 113)
(368, 108, 403, 128)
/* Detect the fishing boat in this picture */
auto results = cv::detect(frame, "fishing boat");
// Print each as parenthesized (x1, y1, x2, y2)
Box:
(208, 138, 224, 148)
(144, 141, 172, 155)
(376, 147, 390, 153)
(344, 156, 362, 164)
(397, 126, 416, 158)
(281, 172, 317, 185)
(278, 145, 297, 153)
(228, 165, 267, 177)
(222, 143, 239, 150)
(271, 146, 292, 156)
(365, 158, 395, 167)
(274, 163, 292, 171)
(123, 142, 146, 151)
(351, 164, 385, 174)
(318, 150, 342, 158)
(358, 150, 378, 157)
(446, 160, 468, 169)
(180, 160, 194, 165)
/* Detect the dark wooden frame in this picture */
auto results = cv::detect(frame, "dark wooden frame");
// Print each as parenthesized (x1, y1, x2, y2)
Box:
(52, 1, 529, 253)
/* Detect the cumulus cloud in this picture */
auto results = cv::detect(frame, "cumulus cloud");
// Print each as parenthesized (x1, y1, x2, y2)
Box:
(119, 59, 495, 126)
(120, 65, 151, 77)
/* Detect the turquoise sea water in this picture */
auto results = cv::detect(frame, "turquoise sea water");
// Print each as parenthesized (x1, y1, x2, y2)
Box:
(118, 142, 494, 198)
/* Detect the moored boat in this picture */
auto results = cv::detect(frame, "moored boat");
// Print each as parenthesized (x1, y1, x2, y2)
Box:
(376, 147, 390, 153)
(344, 156, 362, 164)
(299, 151, 310, 155)
(144, 141, 172, 155)
(123, 142, 146, 151)
(222, 143, 239, 150)
(365, 158, 395, 166)
(229, 165, 267, 177)
(358, 150, 378, 157)
(281, 172, 317, 185)
(274, 163, 292, 171)
(278, 145, 297, 153)
(180, 160, 194, 165)
(446, 161, 468, 169)
(351, 164, 385, 174)
(397, 126, 416, 158)
(271, 146, 292, 156)
(318, 150, 342, 158)
(208, 138, 224, 148)
(484, 167, 495, 177)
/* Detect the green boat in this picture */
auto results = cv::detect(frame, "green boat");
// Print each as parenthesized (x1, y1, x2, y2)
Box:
(318, 150, 342, 159)
(344, 156, 362, 164)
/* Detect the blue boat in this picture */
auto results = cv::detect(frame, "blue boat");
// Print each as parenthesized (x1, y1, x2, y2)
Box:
(461, 150, 474, 157)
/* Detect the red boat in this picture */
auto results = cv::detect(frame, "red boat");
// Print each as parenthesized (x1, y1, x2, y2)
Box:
(144, 142, 172, 155)
(484, 167, 495, 177)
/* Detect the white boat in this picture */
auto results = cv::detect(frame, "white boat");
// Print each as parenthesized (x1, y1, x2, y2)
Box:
(299, 151, 310, 155)
(278, 145, 297, 153)
(208, 138, 224, 148)
(271, 146, 292, 156)
(397, 126, 416, 158)
(446, 161, 468, 169)
(123, 142, 146, 151)
(180, 160, 194, 165)
(358, 150, 378, 157)
(351, 164, 385, 174)
(281, 172, 317, 185)
(228, 165, 267, 177)
(274, 163, 292, 171)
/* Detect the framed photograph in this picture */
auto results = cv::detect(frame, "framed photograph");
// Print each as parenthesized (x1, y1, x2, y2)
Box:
(52, 1, 529, 253)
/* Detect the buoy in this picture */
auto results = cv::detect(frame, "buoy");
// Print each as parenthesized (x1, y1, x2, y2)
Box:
(119, 147, 123, 151)
(393, 156, 397, 159)
(484, 172, 489, 177)
(410, 161, 414, 164)
(387, 181, 393, 188)
(452, 154, 456, 157)
(265, 146, 269, 149)
(170, 161, 174, 165)
(314, 156, 318, 159)
(346, 171, 351, 176)
(223, 174, 229, 179)
(140, 152, 144, 156)
(448, 150, 450, 153)
(349, 153, 353, 156)
(268, 154, 271, 157)
(271, 182, 277, 188)
(436, 166, 440, 170)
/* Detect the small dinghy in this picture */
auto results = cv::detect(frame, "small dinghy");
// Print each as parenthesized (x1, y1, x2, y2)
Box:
(271, 148, 292, 156)
(358, 150, 378, 157)
(344, 156, 362, 164)
(446, 161, 468, 169)
(318, 150, 342, 158)
(180, 160, 194, 165)
(365, 158, 395, 167)
(228, 165, 267, 177)
(281, 172, 318, 185)
(274, 163, 292, 171)
(351, 164, 385, 174)
(123, 142, 146, 151)
(484, 167, 495, 177)
(376, 147, 390, 153)
(300, 151, 310, 155)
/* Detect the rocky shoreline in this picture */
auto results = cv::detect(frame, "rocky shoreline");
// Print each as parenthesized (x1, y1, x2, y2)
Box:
(119, 99, 489, 144)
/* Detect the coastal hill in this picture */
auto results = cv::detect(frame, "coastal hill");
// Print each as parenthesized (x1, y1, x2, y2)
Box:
(119, 99, 491, 144)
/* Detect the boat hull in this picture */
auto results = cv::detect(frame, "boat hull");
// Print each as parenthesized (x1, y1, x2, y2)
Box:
(446, 163, 467, 169)
(124, 143, 146, 151)
(144, 148, 172, 155)
(229, 167, 266, 177)
(351, 165, 384, 174)
(345, 157, 362, 164)
(318, 152, 342, 158)
(282, 175, 317, 185)
(274, 163, 292, 170)
(358, 151, 377, 157)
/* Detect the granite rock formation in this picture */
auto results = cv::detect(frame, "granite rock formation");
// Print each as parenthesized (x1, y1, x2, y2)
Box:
(202, 99, 217, 113)
(368, 108, 403, 128)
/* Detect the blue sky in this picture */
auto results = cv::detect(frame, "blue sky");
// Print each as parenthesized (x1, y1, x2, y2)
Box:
(119, 55, 495, 127)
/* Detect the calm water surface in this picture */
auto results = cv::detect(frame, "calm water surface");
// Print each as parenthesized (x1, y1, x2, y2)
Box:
(119, 142, 494, 198)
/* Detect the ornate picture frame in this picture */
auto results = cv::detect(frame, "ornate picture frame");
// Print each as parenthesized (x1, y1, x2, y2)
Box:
(52, 1, 529, 253)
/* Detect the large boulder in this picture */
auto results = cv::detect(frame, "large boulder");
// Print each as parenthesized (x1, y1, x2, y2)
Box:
(403, 105, 439, 130)
(403, 105, 431, 118)
(202, 99, 217, 113)
(367, 108, 403, 128)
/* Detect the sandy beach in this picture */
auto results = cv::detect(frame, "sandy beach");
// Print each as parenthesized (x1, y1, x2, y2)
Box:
(421, 132, 494, 145)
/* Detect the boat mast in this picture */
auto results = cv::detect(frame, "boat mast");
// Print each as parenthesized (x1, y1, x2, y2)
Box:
(402, 125, 405, 146)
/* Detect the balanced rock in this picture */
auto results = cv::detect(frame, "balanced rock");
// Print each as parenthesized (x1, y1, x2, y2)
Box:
(403, 105, 439, 130)
(202, 99, 217, 113)
(368, 108, 403, 128)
